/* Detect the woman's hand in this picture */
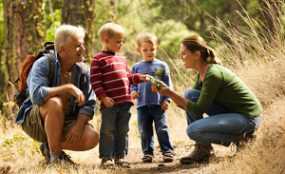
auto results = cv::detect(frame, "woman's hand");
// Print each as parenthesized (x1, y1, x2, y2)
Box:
(151, 85, 171, 96)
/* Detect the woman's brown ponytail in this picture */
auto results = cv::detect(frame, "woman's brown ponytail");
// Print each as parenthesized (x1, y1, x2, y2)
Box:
(182, 34, 221, 64)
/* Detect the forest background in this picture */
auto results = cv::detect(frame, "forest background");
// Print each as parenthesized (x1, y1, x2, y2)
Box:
(0, 0, 285, 174)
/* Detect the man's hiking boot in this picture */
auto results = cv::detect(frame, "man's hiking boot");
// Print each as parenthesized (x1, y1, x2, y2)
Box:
(40, 143, 75, 165)
(100, 159, 115, 169)
(48, 151, 76, 166)
(114, 158, 130, 168)
(142, 154, 153, 163)
(180, 144, 213, 165)
(40, 143, 50, 163)
(58, 151, 75, 165)
(162, 151, 175, 163)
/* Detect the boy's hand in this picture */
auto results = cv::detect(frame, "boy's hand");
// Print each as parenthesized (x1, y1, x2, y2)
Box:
(139, 74, 149, 82)
(131, 91, 139, 100)
(102, 96, 115, 108)
(161, 100, 170, 111)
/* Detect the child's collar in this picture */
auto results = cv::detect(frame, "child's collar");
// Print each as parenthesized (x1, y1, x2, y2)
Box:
(102, 50, 115, 55)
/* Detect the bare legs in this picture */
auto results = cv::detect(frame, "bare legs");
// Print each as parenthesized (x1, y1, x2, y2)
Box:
(39, 97, 99, 155)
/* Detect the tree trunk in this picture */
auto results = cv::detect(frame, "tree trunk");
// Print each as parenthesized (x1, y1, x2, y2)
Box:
(1, 0, 44, 106)
(61, 0, 96, 62)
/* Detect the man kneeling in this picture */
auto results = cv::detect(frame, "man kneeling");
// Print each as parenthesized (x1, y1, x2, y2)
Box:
(16, 25, 99, 164)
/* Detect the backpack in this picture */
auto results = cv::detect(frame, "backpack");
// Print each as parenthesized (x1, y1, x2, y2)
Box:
(15, 42, 55, 107)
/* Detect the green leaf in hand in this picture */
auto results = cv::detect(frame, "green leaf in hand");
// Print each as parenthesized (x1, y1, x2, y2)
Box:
(147, 75, 167, 90)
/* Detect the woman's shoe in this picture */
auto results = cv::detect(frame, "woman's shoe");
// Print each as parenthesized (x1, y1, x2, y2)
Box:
(180, 144, 213, 165)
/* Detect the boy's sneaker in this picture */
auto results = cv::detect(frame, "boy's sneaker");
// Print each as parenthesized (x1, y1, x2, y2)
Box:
(114, 158, 130, 168)
(142, 154, 153, 163)
(162, 151, 174, 163)
(100, 159, 115, 169)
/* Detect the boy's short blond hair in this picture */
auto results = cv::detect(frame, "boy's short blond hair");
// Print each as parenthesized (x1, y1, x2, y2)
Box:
(55, 24, 85, 51)
(136, 32, 158, 47)
(98, 22, 124, 41)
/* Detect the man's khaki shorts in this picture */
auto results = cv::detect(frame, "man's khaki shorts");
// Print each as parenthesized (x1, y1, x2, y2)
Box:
(22, 106, 74, 143)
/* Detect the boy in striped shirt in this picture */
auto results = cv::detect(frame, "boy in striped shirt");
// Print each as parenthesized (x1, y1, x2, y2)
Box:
(90, 23, 146, 168)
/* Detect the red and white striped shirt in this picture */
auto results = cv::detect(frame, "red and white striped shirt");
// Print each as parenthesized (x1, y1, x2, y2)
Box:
(90, 51, 142, 105)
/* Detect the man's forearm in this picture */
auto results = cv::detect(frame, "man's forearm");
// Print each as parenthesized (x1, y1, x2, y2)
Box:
(76, 114, 90, 127)
(45, 84, 72, 101)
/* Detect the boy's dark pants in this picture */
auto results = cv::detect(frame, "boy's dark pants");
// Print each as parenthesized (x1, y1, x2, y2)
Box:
(137, 105, 173, 156)
(99, 102, 132, 159)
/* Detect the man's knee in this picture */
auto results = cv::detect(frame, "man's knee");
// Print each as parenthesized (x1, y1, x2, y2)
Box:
(45, 97, 63, 109)
(40, 97, 64, 116)
(84, 126, 99, 150)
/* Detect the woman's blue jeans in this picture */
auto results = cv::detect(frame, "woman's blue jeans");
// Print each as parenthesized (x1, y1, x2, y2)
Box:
(184, 89, 258, 146)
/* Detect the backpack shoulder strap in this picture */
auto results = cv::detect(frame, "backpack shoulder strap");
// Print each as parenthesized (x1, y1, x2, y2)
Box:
(47, 54, 55, 86)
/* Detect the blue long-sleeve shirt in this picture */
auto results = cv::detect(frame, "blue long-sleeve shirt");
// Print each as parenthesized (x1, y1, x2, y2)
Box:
(16, 53, 96, 124)
(131, 59, 172, 108)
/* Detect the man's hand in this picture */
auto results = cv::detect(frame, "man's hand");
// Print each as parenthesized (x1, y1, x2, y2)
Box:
(65, 121, 85, 144)
(102, 96, 115, 108)
(65, 114, 89, 144)
(67, 84, 85, 106)
(161, 100, 170, 111)
(131, 91, 139, 100)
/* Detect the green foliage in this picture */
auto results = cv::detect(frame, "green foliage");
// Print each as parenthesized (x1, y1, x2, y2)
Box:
(44, 9, 61, 41)
(153, 20, 191, 58)
(94, 0, 191, 61)
(0, 0, 4, 47)
(43, 0, 61, 41)
(145, 0, 262, 38)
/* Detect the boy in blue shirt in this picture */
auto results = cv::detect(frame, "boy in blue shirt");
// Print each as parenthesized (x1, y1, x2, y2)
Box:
(131, 32, 174, 163)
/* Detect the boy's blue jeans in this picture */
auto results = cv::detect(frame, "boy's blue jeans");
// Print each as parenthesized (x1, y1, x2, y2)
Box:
(137, 105, 173, 155)
(99, 102, 132, 159)
(184, 89, 260, 146)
